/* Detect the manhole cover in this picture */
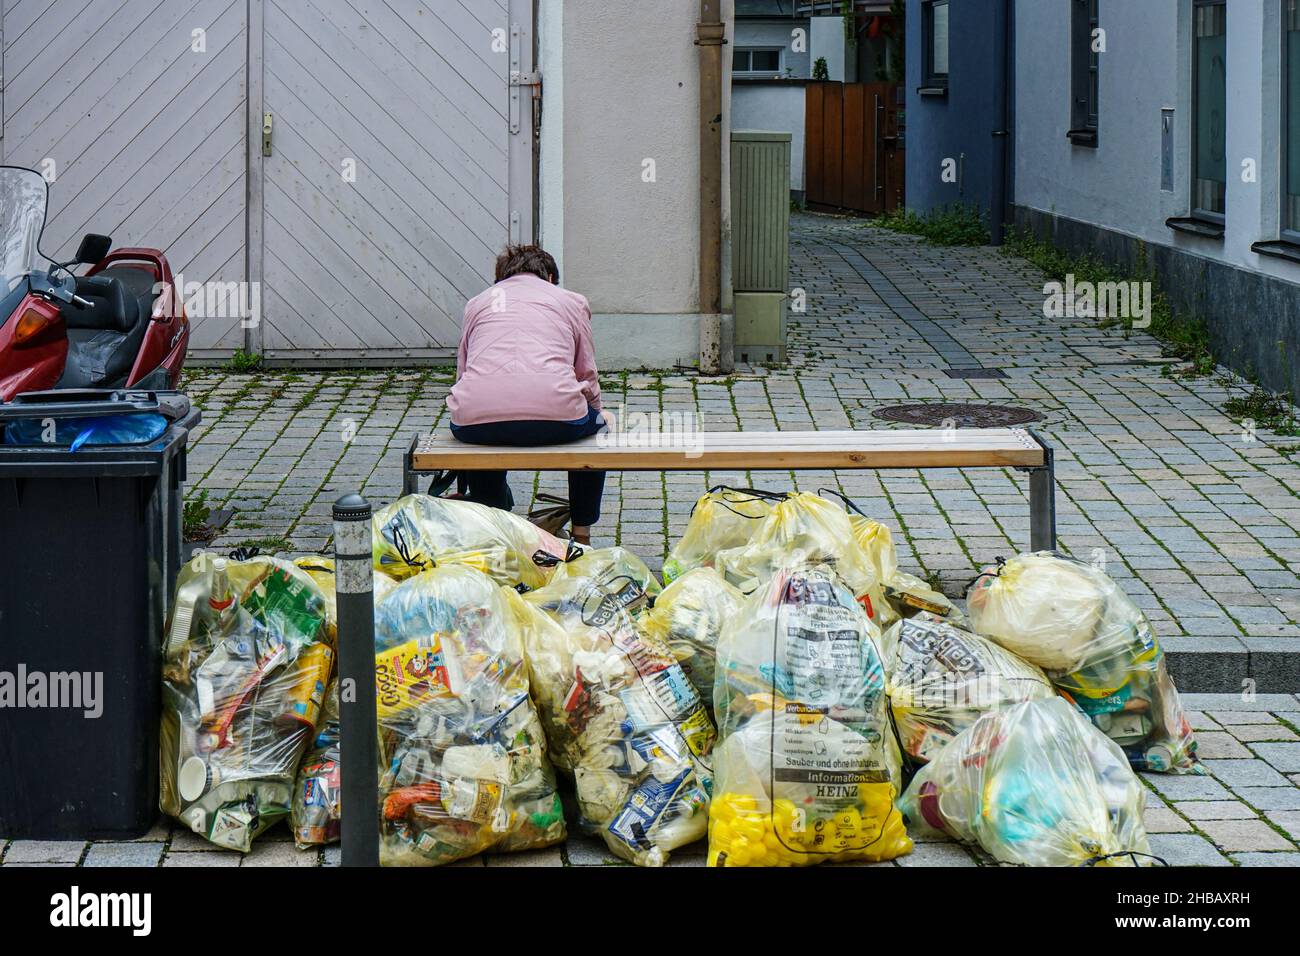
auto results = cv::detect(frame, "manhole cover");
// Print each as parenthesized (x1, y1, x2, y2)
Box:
(872, 403, 1043, 427)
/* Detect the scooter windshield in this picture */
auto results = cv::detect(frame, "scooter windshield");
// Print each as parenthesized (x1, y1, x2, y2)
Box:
(0, 166, 48, 297)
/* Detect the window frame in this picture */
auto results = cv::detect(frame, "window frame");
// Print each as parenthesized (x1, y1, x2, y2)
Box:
(921, 0, 950, 92)
(1283, 0, 1300, 241)
(1191, 0, 1227, 224)
(732, 47, 785, 77)
(1068, 0, 1100, 146)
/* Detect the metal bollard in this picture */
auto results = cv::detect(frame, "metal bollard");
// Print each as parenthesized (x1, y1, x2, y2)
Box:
(333, 493, 380, 867)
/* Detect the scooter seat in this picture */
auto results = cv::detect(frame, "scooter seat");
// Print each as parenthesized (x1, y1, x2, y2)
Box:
(55, 268, 158, 390)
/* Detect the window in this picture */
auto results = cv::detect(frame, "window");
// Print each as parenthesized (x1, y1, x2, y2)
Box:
(1069, 0, 1100, 145)
(1192, 0, 1227, 220)
(732, 48, 783, 75)
(1285, 0, 1300, 237)
(922, 0, 949, 91)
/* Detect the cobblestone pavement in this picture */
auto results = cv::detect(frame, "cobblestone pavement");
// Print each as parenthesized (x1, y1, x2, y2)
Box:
(13, 212, 1296, 868)
(2, 695, 1296, 867)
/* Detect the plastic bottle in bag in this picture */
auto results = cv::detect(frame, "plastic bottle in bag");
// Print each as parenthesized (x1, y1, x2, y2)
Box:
(161, 556, 335, 852)
(291, 678, 340, 848)
(710, 564, 911, 866)
(967, 552, 1201, 774)
(899, 697, 1155, 866)
(518, 549, 714, 866)
(373, 565, 565, 866)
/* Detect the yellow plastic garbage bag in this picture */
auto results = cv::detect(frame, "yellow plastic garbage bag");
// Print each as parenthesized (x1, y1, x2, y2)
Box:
(715, 492, 894, 631)
(899, 697, 1156, 866)
(292, 556, 399, 611)
(373, 565, 565, 866)
(882, 613, 1055, 764)
(638, 567, 744, 712)
(371, 494, 569, 589)
(161, 555, 335, 852)
(710, 565, 912, 866)
(662, 486, 784, 582)
(290, 678, 340, 848)
(967, 552, 1201, 774)
(519, 548, 714, 866)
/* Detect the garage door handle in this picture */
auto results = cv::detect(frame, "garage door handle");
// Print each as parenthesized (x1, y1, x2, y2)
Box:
(262, 112, 273, 156)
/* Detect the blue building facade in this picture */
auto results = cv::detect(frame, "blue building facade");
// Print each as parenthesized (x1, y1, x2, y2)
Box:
(904, 0, 1012, 240)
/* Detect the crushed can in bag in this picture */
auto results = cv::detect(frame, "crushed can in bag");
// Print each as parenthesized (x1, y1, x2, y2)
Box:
(710, 564, 911, 866)
(161, 555, 336, 852)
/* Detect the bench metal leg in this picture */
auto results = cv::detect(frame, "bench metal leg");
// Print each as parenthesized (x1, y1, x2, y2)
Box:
(402, 434, 420, 497)
(1025, 432, 1057, 552)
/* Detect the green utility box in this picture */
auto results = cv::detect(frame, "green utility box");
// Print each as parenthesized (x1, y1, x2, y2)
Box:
(731, 130, 791, 364)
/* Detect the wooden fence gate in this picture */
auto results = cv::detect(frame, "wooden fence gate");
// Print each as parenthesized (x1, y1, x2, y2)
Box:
(805, 81, 904, 215)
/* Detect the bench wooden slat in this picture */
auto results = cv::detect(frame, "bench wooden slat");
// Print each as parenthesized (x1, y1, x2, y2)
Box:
(411, 428, 1046, 471)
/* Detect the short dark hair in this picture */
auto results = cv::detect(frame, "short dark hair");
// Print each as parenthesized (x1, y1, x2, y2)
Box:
(495, 244, 558, 284)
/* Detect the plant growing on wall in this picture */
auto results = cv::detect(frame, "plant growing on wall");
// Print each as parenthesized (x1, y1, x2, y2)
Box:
(813, 57, 830, 80)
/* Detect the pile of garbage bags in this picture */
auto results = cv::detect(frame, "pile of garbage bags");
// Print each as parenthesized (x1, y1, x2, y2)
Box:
(161, 555, 335, 852)
(159, 490, 1198, 868)
(520, 549, 714, 866)
(711, 565, 912, 866)
(967, 552, 1200, 773)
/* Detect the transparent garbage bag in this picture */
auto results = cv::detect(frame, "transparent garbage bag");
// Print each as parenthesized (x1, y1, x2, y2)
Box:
(374, 565, 565, 866)
(967, 552, 1201, 773)
(161, 555, 336, 852)
(899, 697, 1156, 867)
(638, 567, 745, 713)
(371, 494, 569, 589)
(710, 565, 912, 866)
(881, 613, 1055, 765)
(291, 678, 340, 848)
(662, 487, 784, 583)
(519, 548, 715, 866)
(715, 492, 894, 631)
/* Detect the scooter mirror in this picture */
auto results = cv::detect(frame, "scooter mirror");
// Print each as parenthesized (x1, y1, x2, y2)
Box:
(74, 233, 112, 265)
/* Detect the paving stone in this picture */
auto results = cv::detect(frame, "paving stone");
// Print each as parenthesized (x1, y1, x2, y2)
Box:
(161, 852, 240, 868)
(1228, 851, 1300, 866)
(2, 840, 85, 864)
(894, 841, 979, 867)
(1262, 810, 1300, 838)
(1190, 731, 1253, 759)
(1234, 787, 1300, 810)
(1250, 742, 1300, 772)
(1174, 801, 1258, 821)
(82, 842, 164, 867)
(1196, 819, 1296, 852)
(484, 847, 564, 867)
(1141, 806, 1192, 833)
(1202, 759, 1292, 789)
(240, 842, 320, 867)
(1139, 774, 1232, 802)
(1147, 833, 1232, 867)
(1230, 724, 1299, 742)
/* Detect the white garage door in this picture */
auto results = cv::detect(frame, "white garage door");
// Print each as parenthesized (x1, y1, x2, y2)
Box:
(0, 0, 535, 362)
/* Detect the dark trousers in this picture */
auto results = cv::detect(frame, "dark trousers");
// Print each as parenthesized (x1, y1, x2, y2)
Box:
(450, 407, 607, 526)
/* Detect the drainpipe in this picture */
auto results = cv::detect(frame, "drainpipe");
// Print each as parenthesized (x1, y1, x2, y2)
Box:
(989, 0, 1011, 245)
(697, 1, 727, 373)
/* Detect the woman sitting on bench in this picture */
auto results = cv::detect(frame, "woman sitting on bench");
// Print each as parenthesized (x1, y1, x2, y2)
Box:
(447, 244, 605, 545)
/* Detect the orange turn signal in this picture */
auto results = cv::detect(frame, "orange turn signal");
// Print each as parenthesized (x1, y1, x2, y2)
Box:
(13, 307, 55, 345)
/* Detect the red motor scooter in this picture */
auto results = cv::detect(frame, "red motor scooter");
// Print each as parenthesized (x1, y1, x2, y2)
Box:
(0, 165, 189, 402)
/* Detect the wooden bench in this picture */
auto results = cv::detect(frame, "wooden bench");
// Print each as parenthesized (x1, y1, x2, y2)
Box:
(404, 427, 1057, 550)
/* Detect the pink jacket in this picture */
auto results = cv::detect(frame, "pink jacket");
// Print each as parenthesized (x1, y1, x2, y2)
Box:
(447, 274, 603, 426)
